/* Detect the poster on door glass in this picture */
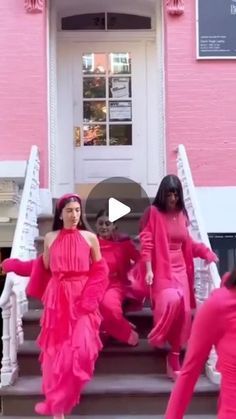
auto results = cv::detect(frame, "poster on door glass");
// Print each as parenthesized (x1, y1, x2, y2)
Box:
(109, 101, 132, 121)
(109, 77, 131, 98)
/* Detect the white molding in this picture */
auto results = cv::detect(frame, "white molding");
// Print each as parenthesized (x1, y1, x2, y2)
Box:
(58, 30, 156, 43)
(197, 187, 236, 233)
(0, 162, 27, 185)
(49, 0, 164, 196)
(160, 1, 167, 177)
(46, 0, 51, 190)
(48, 0, 59, 197)
(156, 0, 166, 180)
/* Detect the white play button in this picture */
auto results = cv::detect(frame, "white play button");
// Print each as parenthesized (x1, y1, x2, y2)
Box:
(108, 197, 131, 222)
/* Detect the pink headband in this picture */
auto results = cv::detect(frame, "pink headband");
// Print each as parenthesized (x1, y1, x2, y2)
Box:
(56, 193, 81, 211)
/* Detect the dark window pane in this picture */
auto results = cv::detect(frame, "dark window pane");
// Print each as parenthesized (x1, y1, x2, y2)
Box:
(83, 125, 106, 146)
(83, 101, 106, 123)
(107, 13, 151, 30)
(83, 77, 106, 98)
(109, 77, 131, 98)
(62, 13, 105, 30)
(109, 125, 132, 145)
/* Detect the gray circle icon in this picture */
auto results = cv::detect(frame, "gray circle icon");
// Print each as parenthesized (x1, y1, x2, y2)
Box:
(84, 176, 151, 238)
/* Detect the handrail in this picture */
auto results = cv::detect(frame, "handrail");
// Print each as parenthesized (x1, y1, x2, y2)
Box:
(176, 144, 221, 384)
(0, 145, 40, 386)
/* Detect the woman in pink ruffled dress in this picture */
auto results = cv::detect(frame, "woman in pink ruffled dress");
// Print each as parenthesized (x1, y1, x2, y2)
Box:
(140, 175, 218, 379)
(5, 194, 109, 419)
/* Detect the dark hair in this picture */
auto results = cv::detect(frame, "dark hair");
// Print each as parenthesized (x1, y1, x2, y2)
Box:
(152, 174, 188, 217)
(95, 209, 109, 221)
(224, 269, 236, 289)
(52, 196, 87, 231)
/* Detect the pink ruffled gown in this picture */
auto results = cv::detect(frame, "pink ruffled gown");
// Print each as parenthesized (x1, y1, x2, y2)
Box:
(37, 228, 103, 415)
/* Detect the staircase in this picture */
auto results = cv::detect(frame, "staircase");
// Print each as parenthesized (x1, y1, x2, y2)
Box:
(0, 144, 221, 418)
(0, 210, 219, 418)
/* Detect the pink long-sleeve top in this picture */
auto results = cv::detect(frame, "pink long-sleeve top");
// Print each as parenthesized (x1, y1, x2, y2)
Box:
(98, 236, 140, 286)
(140, 206, 214, 308)
(165, 285, 236, 419)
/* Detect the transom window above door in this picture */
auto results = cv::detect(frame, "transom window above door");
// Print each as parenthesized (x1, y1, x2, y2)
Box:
(61, 13, 152, 31)
(81, 52, 132, 147)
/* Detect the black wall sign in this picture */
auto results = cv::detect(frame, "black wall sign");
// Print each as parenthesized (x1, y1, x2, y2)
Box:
(197, 0, 236, 58)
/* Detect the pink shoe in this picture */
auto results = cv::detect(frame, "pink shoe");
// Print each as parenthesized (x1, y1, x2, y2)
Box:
(128, 330, 139, 346)
(166, 351, 181, 381)
(35, 401, 51, 415)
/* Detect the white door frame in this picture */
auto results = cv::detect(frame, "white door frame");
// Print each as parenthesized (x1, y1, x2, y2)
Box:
(48, 1, 166, 197)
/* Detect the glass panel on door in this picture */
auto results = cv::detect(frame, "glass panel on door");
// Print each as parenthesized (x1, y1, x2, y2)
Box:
(81, 52, 132, 146)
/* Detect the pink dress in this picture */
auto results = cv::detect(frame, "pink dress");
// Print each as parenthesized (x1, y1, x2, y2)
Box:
(37, 228, 103, 415)
(148, 211, 192, 348)
(165, 285, 236, 419)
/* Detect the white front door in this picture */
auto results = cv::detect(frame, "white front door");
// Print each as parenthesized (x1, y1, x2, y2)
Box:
(56, 34, 164, 197)
(72, 42, 147, 188)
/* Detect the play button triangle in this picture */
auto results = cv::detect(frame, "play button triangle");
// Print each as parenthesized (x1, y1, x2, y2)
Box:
(108, 197, 131, 222)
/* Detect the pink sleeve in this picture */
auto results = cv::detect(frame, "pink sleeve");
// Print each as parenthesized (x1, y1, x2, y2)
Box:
(2, 258, 34, 276)
(165, 292, 221, 419)
(26, 255, 51, 300)
(139, 207, 154, 262)
(190, 237, 216, 262)
(80, 258, 109, 313)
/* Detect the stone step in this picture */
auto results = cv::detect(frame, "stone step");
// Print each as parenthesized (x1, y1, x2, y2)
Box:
(18, 339, 168, 376)
(0, 374, 218, 416)
(22, 308, 153, 340)
(28, 297, 42, 310)
(0, 416, 217, 418)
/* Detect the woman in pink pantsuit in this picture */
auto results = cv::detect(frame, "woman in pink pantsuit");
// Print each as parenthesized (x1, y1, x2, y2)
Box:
(165, 270, 236, 419)
(140, 175, 218, 379)
(3, 194, 109, 419)
(96, 209, 140, 346)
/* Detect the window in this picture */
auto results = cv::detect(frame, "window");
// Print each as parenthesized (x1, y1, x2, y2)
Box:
(209, 234, 236, 276)
(62, 13, 151, 31)
(81, 52, 132, 146)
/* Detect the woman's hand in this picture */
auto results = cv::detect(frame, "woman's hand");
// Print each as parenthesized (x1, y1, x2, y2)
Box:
(145, 261, 154, 285)
(205, 250, 219, 264)
(145, 270, 154, 285)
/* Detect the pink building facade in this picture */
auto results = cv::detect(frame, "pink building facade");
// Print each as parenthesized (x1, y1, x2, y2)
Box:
(0, 0, 236, 233)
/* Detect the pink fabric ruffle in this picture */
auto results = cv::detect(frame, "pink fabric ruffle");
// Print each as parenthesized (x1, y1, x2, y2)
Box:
(37, 274, 102, 414)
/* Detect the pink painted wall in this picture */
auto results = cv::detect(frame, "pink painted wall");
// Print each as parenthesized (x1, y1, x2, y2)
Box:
(0, 0, 48, 186)
(165, 1, 236, 186)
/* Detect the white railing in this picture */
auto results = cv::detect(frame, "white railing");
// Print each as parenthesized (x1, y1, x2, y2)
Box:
(0, 145, 40, 386)
(177, 144, 221, 385)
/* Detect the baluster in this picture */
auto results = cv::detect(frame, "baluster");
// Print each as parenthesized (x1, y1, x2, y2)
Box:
(1, 299, 13, 386)
(9, 293, 19, 382)
(205, 346, 221, 385)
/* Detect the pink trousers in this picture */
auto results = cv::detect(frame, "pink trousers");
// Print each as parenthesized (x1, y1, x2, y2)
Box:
(100, 285, 133, 343)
